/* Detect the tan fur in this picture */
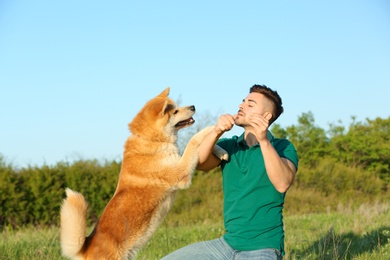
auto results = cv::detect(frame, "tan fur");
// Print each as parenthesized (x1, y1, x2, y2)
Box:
(60, 87, 224, 260)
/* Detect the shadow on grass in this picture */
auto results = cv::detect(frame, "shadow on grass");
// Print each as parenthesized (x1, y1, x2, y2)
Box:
(290, 226, 390, 259)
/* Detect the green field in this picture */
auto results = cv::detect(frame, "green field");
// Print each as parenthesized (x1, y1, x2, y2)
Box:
(1, 202, 389, 260)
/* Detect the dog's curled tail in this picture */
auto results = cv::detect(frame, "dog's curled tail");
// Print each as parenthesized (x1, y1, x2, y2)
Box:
(60, 188, 88, 259)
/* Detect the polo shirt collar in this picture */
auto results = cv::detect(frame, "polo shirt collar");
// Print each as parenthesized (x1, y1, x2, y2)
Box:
(237, 130, 274, 147)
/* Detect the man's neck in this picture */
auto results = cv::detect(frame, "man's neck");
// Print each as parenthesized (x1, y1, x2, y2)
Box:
(244, 132, 259, 147)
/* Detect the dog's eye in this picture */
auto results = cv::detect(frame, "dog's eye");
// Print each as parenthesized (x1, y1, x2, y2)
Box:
(173, 109, 179, 115)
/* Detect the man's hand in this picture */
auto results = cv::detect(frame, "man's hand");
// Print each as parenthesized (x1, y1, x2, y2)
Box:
(197, 114, 236, 171)
(214, 114, 237, 135)
(247, 112, 272, 142)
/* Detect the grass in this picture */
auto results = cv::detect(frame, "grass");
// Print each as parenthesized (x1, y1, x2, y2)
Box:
(0, 226, 61, 260)
(1, 202, 389, 260)
(284, 202, 390, 259)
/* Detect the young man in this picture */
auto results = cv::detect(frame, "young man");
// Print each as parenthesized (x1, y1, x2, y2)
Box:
(162, 85, 298, 260)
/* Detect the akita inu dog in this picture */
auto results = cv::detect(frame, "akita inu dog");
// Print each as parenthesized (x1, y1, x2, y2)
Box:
(60, 87, 227, 259)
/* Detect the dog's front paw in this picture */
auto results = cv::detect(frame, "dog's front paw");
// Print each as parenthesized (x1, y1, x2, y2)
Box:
(213, 145, 229, 161)
(191, 126, 215, 144)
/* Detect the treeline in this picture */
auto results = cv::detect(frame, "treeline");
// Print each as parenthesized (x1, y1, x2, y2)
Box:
(0, 113, 389, 230)
(0, 159, 121, 229)
(272, 113, 389, 183)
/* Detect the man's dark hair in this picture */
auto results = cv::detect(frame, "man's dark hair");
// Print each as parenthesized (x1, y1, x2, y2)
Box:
(249, 84, 284, 123)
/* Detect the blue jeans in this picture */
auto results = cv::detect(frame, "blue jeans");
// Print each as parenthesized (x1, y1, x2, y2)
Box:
(161, 237, 283, 260)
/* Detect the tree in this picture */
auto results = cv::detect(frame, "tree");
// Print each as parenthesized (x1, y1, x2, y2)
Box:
(330, 117, 390, 182)
(273, 112, 330, 168)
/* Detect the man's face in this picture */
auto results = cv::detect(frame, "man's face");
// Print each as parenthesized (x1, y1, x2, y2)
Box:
(235, 92, 271, 126)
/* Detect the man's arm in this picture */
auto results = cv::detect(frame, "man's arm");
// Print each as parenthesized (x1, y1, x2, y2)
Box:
(248, 112, 297, 193)
(197, 114, 236, 171)
(196, 128, 222, 171)
(259, 139, 297, 193)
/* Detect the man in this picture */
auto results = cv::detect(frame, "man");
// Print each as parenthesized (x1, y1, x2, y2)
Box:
(162, 84, 298, 260)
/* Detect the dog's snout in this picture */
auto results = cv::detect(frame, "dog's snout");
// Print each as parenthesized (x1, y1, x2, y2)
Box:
(189, 105, 195, 112)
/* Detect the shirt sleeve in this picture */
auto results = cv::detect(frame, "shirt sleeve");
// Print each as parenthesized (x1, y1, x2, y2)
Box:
(275, 139, 299, 170)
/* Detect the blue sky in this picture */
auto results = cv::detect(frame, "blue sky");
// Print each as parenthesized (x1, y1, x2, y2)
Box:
(1, 0, 389, 167)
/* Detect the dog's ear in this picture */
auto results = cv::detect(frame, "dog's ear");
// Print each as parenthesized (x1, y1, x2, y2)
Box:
(161, 100, 168, 116)
(158, 87, 170, 97)
(161, 100, 175, 116)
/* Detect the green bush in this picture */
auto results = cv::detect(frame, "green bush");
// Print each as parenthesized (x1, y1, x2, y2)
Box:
(0, 158, 120, 229)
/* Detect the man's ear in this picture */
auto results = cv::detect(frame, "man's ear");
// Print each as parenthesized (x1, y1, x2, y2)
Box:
(264, 112, 273, 121)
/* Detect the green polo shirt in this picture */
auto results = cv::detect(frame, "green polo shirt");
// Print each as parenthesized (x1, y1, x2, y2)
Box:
(217, 131, 298, 255)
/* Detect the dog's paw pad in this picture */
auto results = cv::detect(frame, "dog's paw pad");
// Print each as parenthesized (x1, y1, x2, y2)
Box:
(213, 145, 229, 161)
(220, 153, 229, 161)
